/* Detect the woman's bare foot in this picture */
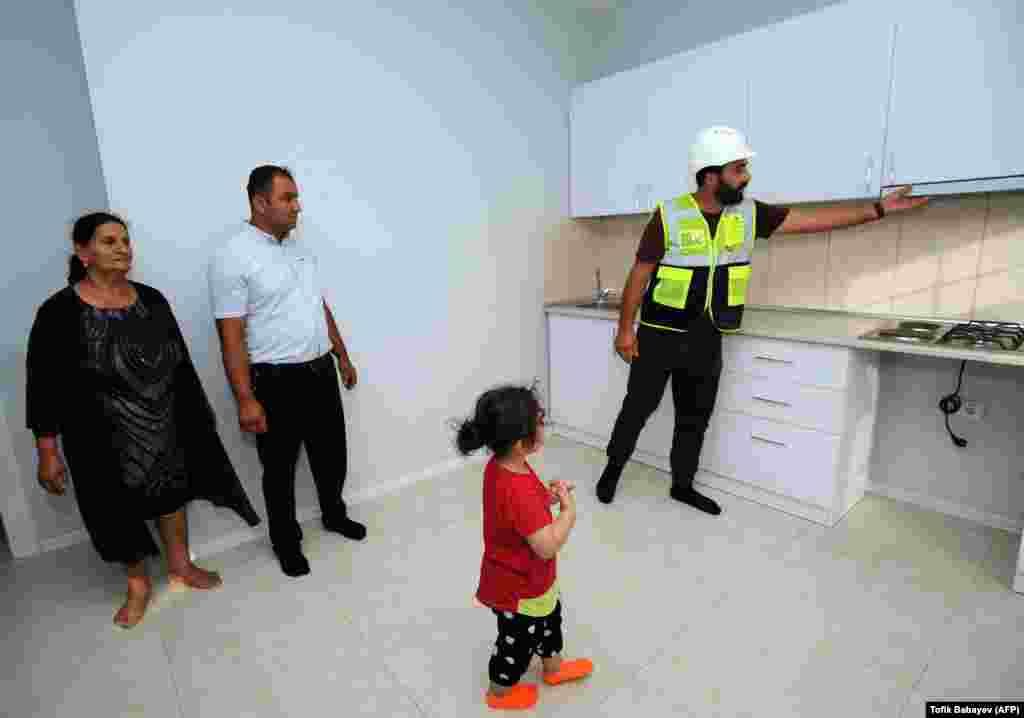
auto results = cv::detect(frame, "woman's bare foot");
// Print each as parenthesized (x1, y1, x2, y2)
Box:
(113, 576, 152, 629)
(169, 563, 223, 591)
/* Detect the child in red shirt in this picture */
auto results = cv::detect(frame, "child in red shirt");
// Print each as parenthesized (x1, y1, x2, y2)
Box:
(456, 384, 593, 710)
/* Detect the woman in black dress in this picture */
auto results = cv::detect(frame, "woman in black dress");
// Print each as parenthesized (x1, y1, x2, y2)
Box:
(26, 212, 261, 628)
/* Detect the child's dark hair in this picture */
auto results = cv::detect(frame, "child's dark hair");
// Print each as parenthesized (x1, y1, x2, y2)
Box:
(455, 384, 543, 458)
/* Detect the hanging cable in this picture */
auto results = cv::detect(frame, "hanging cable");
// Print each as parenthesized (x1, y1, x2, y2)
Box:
(938, 360, 968, 448)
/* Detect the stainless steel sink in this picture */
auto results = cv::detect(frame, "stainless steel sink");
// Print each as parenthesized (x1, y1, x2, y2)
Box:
(573, 300, 621, 310)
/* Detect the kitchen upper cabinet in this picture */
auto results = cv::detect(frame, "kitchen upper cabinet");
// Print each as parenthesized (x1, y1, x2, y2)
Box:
(885, 0, 1024, 190)
(746, 1, 895, 204)
(570, 37, 748, 218)
(570, 0, 1024, 212)
(570, 61, 664, 218)
(642, 37, 750, 205)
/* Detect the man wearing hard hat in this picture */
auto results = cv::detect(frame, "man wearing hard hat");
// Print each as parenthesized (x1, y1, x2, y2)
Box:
(596, 126, 928, 515)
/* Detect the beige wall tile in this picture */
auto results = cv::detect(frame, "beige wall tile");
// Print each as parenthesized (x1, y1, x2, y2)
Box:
(746, 240, 775, 305)
(544, 220, 590, 302)
(979, 191, 1024, 275)
(557, 193, 1024, 320)
(848, 298, 893, 314)
(934, 194, 987, 284)
(935, 279, 976, 319)
(891, 288, 937, 316)
(893, 212, 939, 296)
(829, 219, 900, 309)
(974, 270, 1024, 322)
(577, 214, 647, 297)
(769, 232, 828, 307)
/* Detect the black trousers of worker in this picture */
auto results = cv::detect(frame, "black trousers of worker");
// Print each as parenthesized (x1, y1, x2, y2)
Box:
(606, 324, 723, 490)
(250, 353, 348, 552)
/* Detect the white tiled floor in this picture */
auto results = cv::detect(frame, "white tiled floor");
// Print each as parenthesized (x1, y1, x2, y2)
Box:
(2, 435, 1022, 717)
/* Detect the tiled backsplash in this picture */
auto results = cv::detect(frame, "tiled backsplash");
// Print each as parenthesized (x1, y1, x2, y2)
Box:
(546, 192, 1024, 322)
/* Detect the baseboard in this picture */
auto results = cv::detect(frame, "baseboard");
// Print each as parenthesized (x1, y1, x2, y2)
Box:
(33, 453, 490, 559)
(552, 423, 1024, 535)
(345, 453, 488, 506)
(866, 482, 1024, 534)
(193, 454, 488, 560)
(548, 424, 615, 460)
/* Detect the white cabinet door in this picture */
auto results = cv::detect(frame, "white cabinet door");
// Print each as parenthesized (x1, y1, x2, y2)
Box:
(570, 61, 666, 218)
(886, 0, 1024, 187)
(716, 372, 848, 434)
(746, 1, 894, 203)
(722, 335, 853, 390)
(604, 334, 631, 439)
(548, 315, 612, 435)
(702, 411, 840, 508)
(548, 315, 674, 454)
(570, 37, 748, 217)
(745, 416, 841, 508)
(642, 35, 749, 204)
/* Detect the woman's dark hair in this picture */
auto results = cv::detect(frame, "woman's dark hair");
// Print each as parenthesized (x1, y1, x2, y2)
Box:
(455, 384, 544, 458)
(68, 212, 128, 285)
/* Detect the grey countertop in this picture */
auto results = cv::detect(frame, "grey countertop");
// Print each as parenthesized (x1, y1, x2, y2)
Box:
(544, 300, 1024, 368)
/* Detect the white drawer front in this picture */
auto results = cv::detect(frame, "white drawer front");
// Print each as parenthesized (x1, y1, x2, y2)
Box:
(716, 372, 847, 434)
(702, 411, 841, 508)
(723, 335, 853, 389)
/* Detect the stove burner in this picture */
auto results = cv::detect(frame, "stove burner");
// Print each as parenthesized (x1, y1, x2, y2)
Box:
(938, 321, 1024, 351)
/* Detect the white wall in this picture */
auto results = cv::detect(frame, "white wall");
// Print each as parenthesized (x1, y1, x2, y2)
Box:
(68, 0, 579, 552)
(869, 353, 1024, 530)
(0, 0, 110, 556)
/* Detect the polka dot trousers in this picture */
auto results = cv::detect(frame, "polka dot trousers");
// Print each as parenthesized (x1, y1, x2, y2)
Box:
(488, 601, 564, 687)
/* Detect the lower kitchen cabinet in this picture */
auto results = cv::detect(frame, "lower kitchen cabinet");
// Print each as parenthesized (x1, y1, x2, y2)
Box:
(546, 312, 880, 526)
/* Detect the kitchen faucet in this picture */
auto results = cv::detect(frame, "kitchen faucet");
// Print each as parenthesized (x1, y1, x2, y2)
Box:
(593, 268, 616, 303)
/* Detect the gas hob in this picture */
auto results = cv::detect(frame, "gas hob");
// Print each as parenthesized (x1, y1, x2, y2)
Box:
(860, 320, 1024, 353)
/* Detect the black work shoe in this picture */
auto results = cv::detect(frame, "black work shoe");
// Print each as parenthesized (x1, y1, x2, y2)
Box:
(669, 486, 722, 516)
(323, 517, 367, 541)
(596, 462, 625, 504)
(274, 547, 311, 577)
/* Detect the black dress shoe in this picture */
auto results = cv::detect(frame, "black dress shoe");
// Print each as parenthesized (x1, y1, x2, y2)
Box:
(669, 486, 722, 516)
(323, 517, 367, 541)
(274, 547, 311, 577)
(596, 462, 625, 504)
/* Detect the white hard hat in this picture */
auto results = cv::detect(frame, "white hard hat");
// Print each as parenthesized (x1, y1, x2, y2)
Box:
(688, 126, 756, 178)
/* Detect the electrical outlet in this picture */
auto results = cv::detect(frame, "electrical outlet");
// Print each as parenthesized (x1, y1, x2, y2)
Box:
(961, 398, 985, 421)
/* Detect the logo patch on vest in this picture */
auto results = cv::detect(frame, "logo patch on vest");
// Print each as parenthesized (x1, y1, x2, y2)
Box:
(676, 229, 707, 255)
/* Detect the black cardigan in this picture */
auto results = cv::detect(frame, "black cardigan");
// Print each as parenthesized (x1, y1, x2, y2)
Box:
(25, 282, 260, 526)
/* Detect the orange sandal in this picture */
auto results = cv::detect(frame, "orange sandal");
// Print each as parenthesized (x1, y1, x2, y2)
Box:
(486, 683, 538, 710)
(542, 658, 594, 686)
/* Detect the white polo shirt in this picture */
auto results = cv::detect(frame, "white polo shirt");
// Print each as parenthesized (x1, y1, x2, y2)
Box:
(209, 222, 331, 365)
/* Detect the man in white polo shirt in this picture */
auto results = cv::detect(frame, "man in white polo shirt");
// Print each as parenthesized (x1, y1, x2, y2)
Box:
(209, 165, 366, 577)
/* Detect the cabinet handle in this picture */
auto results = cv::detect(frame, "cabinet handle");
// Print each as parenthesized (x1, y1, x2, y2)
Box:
(753, 396, 791, 407)
(888, 152, 895, 186)
(754, 355, 793, 365)
(752, 435, 787, 448)
(864, 154, 873, 194)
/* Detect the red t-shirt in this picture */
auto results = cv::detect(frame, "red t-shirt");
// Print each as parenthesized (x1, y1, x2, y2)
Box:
(476, 458, 557, 613)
